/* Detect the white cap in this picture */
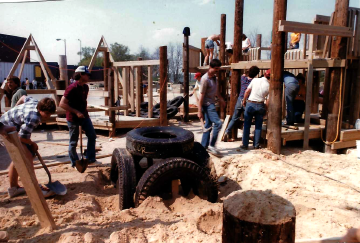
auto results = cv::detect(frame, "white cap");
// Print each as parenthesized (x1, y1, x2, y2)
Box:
(75, 66, 90, 74)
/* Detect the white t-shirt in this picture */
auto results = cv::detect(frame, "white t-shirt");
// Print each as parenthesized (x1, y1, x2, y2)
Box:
(242, 38, 250, 48)
(247, 77, 270, 102)
(194, 80, 201, 96)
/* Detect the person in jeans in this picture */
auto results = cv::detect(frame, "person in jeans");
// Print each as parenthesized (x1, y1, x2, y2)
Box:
(224, 66, 260, 142)
(240, 69, 270, 149)
(283, 71, 302, 125)
(204, 34, 221, 66)
(198, 59, 225, 155)
(59, 66, 100, 168)
(0, 96, 57, 198)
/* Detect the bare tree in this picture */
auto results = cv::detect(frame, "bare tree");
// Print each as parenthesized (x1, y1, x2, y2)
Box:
(246, 27, 259, 47)
(167, 42, 183, 84)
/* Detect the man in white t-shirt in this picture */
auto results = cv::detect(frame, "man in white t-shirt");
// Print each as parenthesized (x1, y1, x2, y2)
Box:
(240, 69, 270, 149)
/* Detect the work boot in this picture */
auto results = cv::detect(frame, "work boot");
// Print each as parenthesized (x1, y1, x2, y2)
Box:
(0, 231, 9, 242)
(7, 186, 26, 198)
(207, 146, 220, 155)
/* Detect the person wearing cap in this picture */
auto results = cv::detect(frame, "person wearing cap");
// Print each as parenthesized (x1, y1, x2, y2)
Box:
(224, 66, 260, 142)
(59, 66, 101, 168)
(204, 34, 221, 66)
(240, 69, 270, 150)
(289, 32, 301, 49)
(190, 72, 202, 101)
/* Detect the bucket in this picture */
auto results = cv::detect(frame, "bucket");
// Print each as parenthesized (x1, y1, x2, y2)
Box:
(357, 140, 360, 159)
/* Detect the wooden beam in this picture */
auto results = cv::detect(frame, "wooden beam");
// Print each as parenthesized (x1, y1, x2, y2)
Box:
(331, 140, 356, 149)
(88, 37, 104, 71)
(25, 45, 35, 50)
(136, 65, 141, 117)
(122, 67, 129, 116)
(87, 104, 128, 111)
(1, 132, 56, 229)
(56, 90, 109, 97)
(322, 13, 335, 59)
(113, 60, 160, 67)
(218, 115, 230, 142)
(129, 67, 135, 112)
(7, 35, 31, 78)
(183, 32, 190, 122)
(303, 62, 313, 149)
(189, 45, 201, 52)
(340, 129, 360, 141)
(115, 118, 160, 128)
(18, 49, 28, 79)
(279, 20, 353, 37)
(219, 13, 227, 120)
(159, 46, 168, 126)
(148, 66, 153, 118)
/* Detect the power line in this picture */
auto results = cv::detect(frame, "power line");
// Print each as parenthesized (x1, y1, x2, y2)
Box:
(0, 0, 63, 4)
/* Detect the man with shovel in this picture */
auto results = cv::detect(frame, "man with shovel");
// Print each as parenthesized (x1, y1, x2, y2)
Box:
(59, 66, 101, 170)
(0, 96, 57, 198)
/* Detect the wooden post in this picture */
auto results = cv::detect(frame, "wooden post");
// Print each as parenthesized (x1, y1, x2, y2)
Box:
(256, 34, 262, 60)
(303, 63, 313, 149)
(311, 71, 320, 113)
(2, 132, 56, 230)
(302, 34, 307, 59)
(59, 55, 68, 88)
(130, 67, 135, 113)
(183, 31, 190, 122)
(220, 14, 227, 120)
(148, 66, 153, 118)
(267, 0, 287, 155)
(349, 61, 360, 124)
(104, 52, 109, 116)
(109, 67, 115, 137)
(222, 190, 296, 243)
(201, 38, 207, 66)
(229, 0, 244, 138)
(325, 114, 338, 153)
(325, 0, 349, 153)
(18, 50, 28, 80)
(159, 46, 168, 126)
(138, 57, 144, 103)
(136, 58, 142, 117)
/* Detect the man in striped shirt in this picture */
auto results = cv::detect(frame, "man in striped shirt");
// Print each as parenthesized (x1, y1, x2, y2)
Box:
(0, 96, 56, 198)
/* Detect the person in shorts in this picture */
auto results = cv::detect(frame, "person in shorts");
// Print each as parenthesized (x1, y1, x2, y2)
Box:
(204, 34, 221, 66)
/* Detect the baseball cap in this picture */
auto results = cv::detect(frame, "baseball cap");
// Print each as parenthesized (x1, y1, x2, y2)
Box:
(75, 66, 91, 76)
(265, 69, 271, 78)
(194, 72, 202, 79)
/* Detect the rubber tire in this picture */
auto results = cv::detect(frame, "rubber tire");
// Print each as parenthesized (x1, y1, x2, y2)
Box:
(183, 142, 210, 169)
(153, 103, 160, 110)
(134, 158, 218, 207)
(166, 105, 178, 119)
(140, 102, 148, 110)
(126, 126, 194, 159)
(112, 148, 137, 210)
(168, 96, 184, 107)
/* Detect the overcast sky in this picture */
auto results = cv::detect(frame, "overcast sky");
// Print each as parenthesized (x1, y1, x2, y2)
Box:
(1, 0, 359, 65)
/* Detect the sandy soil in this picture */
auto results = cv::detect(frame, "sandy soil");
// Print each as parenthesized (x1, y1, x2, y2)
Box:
(1, 114, 360, 242)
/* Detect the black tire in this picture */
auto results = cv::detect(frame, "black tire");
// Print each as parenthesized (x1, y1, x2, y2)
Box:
(126, 126, 194, 159)
(134, 158, 218, 207)
(168, 96, 184, 107)
(140, 102, 148, 110)
(166, 105, 178, 119)
(183, 142, 210, 169)
(112, 148, 137, 210)
(153, 103, 160, 110)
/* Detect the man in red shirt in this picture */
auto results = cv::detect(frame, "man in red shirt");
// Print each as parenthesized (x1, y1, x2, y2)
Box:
(59, 66, 100, 168)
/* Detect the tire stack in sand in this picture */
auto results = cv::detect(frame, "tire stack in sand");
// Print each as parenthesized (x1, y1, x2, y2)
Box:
(110, 126, 218, 210)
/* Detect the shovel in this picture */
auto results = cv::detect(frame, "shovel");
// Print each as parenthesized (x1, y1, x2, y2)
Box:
(75, 125, 89, 173)
(35, 151, 67, 195)
(200, 118, 212, 133)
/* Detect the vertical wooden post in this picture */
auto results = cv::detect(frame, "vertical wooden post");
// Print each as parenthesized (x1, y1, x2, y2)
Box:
(18, 50, 28, 80)
(321, 68, 331, 119)
(201, 38, 207, 66)
(256, 34, 262, 60)
(2, 132, 56, 230)
(311, 71, 320, 113)
(325, 0, 349, 153)
(59, 55, 68, 88)
(303, 63, 313, 149)
(220, 14, 227, 119)
(302, 34, 307, 59)
(229, 0, 244, 138)
(267, 0, 287, 155)
(183, 31, 190, 122)
(122, 67, 129, 116)
(108, 67, 115, 137)
(138, 57, 144, 103)
(148, 66, 153, 118)
(349, 61, 360, 124)
(136, 58, 142, 117)
(104, 52, 109, 116)
(130, 67, 135, 113)
(159, 46, 168, 126)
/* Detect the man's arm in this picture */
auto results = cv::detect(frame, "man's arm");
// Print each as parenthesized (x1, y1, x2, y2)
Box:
(242, 88, 252, 106)
(59, 96, 85, 119)
(198, 93, 205, 119)
(15, 95, 27, 106)
(0, 123, 16, 139)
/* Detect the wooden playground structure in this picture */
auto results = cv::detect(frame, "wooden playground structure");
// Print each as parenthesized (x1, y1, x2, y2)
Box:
(182, 0, 360, 154)
(0, 36, 170, 136)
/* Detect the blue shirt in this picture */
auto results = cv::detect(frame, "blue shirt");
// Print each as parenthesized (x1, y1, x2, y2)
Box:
(283, 71, 298, 86)
(239, 75, 252, 99)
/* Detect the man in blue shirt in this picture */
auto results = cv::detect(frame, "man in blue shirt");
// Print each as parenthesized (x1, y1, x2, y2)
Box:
(283, 71, 304, 125)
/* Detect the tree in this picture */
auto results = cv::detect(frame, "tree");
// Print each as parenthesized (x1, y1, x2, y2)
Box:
(136, 46, 151, 60)
(77, 47, 103, 66)
(167, 42, 183, 84)
(110, 42, 134, 61)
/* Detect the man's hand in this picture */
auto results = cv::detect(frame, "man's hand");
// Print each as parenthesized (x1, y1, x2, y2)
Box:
(0, 125, 16, 139)
(198, 111, 203, 120)
(76, 111, 85, 119)
(341, 228, 360, 242)
(31, 142, 38, 152)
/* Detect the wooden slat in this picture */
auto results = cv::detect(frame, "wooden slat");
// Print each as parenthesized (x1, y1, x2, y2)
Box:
(27, 89, 57, 94)
(331, 140, 356, 149)
(18, 49, 28, 79)
(113, 60, 160, 67)
(7, 35, 31, 78)
(56, 90, 109, 97)
(129, 67, 135, 112)
(279, 20, 353, 37)
(340, 129, 360, 141)
(136, 67, 141, 117)
(148, 66, 153, 118)
(1, 132, 56, 229)
(303, 62, 313, 149)
(313, 15, 331, 23)
(354, 10, 360, 56)
(88, 37, 104, 71)
(189, 45, 201, 52)
(87, 104, 128, 111)
(115, 118, 160, 128)
(122, 67, 129, 116)
(25, 45, 35, 50)
(322, 13, 335, 58)
(218, 115, 230, 142)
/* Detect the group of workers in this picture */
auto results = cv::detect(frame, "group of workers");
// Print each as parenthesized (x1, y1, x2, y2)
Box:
(0, 66, 100, 199)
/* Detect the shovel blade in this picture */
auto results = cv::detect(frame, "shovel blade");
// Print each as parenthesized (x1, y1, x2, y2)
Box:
(75, 158, 89, 173)
(46, 181, 67, 195)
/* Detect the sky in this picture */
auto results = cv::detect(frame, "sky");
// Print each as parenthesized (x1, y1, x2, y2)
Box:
(0, 0, 359, 65)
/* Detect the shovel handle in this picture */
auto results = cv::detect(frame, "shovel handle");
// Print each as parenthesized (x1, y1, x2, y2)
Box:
(35, 151, 52, 183)
(79, 125, 84, 159)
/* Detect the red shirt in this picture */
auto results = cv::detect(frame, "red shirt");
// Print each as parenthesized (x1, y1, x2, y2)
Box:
(63, 81, 89, 122)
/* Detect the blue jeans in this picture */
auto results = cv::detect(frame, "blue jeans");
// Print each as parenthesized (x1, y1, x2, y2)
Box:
(242, 102, 266, 148)
(285, 82, 300, 125)
(225, 97, 244, 134)
(201, 104, 222, 148)
(67, 118, 97, 167)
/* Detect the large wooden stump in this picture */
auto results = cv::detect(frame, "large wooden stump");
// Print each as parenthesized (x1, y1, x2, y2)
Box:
(222, 190, 296, 243)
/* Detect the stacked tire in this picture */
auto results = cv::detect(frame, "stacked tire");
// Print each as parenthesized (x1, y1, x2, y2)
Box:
(110, 126, 218, 210)
(137, 96, 184, 119)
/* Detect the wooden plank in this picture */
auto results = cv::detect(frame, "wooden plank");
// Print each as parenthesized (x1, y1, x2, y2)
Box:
(56, 90, 109, 97)
(218, 115, 230, 142)
(313, 14, 331, 23)
(115, 118, 160, 128)
(279, 20, 353, 37)
(148, 66, 153, 118)
(188, 45, 201, 52)
(113, 60, 160, 67)
(27, 89, 57, 94)
(25, 45, 35, 50)
(331, 140, 356, 149)
(122, 67, 129, 116)
(303, 62, 313, 149)
(322, 13, 335, 58)
(7, 35, 31, 78)
(129, 67, 135, 112)
(18, 49, 28, 79)
(340, 129, 360, 141)
(136, 66, 141, 117)
(87, 104, 128, 111)
(1, 132, 56, 229)
(88, 37, 104, 71)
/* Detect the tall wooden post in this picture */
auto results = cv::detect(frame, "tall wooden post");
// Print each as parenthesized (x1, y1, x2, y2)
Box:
(220, 14, 227, 119)
(325, 0, 349, 153)
(183, 29, 190, 122)
(108, 67, 115, 137)
(136, 58, 142, 117)
(229, 0, 244, 138)
(256, 34, 262, 60)
(59, 55, 68, 88)
(267, 0, 287, 155)
(159, 46, 168, 126)
(104, 51, 109, 116)
(138, 57, 144, 103)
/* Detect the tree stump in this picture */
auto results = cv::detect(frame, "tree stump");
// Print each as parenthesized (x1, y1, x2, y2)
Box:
(222, 190, 296, 243)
